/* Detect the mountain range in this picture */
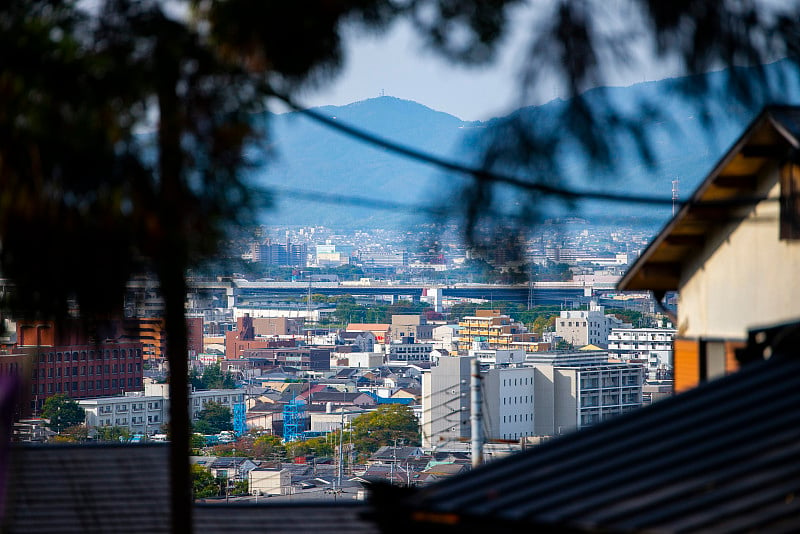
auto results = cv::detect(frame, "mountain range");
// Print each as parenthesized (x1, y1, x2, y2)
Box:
(252, 59, 800, 231)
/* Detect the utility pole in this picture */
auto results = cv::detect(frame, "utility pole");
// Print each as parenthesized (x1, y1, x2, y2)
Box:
(337, 409, 344, 488)
(470, 358, 483, 469)
(390, 438, 397, 483)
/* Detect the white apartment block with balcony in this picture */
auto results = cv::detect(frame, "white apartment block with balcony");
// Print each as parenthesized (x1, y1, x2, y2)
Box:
(608, 327, 676, 380)
(470, 347, 526, 367)
(532, 362, 644, 436)
(145, 383, 244, 424)
(387, 340, 434, 362)
(80, 393, 166, 436)
(555, 302, 628, 347)
(189, 389, 245, 422)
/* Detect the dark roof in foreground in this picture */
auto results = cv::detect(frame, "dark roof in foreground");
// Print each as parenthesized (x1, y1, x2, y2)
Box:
(3, 443, 379, 534)
(397, 352, 800, 533)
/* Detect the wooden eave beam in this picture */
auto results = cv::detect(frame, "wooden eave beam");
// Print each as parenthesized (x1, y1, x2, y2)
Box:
(663, 234, 705, 247)
(740, 145, 789, 159)
(713, 174, 758, 189)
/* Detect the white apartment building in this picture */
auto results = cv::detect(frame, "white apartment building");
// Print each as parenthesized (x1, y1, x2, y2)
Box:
(532, 362, 644, 436)
(421, 356, 471, 448)
(423, 352, 644, 447)
(189, 389, 245, 422)
(145, 383, 244, 427)
(431, 324, 460, 353)
(555, 302, 628, 347)
(470, 348, 526, 366)
(483, 366, 536, 441)
(81, 386, 245, 437)
(608, 327, 676, 380)
(387, 340, 434, 363)
(80, 393, 166, 436)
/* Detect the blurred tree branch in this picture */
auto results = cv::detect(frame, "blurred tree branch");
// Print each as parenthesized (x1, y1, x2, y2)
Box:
(2, 0, 799, 531)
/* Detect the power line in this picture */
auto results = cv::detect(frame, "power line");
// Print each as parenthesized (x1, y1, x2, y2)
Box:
(270, 185, 781, 227)
(267, 90, 781, 209)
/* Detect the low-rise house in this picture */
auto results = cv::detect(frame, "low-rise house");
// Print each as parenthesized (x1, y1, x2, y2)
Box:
(249, 468, 292, 496)
(207, 457, 258, 482)
(367, 446, 424, 466)
(307, 391, 376, 409)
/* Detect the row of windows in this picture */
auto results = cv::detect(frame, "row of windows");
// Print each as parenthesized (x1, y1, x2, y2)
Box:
(35, 363, 141, 379)
(503, 413, 532, 423)
(503, 395, 532, 405)
(38, 348, 142, 363)
(191, 395, 242, 406)
(97, 414, 159, 426)
(503, 377, 531, 387)
(32, 378, 137, 394)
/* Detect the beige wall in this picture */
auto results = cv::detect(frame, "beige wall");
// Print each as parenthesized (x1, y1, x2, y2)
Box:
(679, 180, 800, 339)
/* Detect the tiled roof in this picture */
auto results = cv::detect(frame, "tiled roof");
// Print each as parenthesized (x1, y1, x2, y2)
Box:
(5, 444, 380, 533)
(400, 353, 800, 533)
(6, 443, 172, 533)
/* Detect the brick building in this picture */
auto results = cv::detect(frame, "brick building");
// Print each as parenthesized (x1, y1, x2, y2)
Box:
(15, 320, 144, 416)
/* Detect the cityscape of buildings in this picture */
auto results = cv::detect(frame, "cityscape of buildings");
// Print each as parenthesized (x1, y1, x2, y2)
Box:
(2, 216, 676, 498)
(1, 105, 798, 533)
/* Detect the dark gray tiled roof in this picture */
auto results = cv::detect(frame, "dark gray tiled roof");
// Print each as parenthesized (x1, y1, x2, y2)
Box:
(402, 354, 800, 533)
(5, 443, 172, 533)
(194, 503, 379, 534)
(3, 444, 380, 533)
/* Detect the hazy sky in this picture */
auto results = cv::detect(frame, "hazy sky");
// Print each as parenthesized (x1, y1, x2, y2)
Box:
(293, 4, 683, 121)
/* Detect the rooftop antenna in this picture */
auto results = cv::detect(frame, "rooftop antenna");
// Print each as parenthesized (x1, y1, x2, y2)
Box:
(671, 179, 679, 217)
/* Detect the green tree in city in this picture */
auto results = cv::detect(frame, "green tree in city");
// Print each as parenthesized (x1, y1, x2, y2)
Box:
(531, 315, 557, 337)
(191, 433, 207, 451)
(252, 434, 287, 460)
(94, 426, 132, 442)
(52, 424, 89, 443)
(191, 464, 219, 499)
(194, 401, 233, 435)
(350, 404, 420, 455)
(41, 394, 86, 434)
(231, 480, 249, 496)
(285, 435, 335, 460)
(191, 364, 236, 390)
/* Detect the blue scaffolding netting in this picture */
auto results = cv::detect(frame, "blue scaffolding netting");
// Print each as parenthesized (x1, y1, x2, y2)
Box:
(283, 399, 306, 442)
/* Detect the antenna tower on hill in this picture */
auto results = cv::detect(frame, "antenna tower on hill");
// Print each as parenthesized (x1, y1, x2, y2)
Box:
(672, 179, 679, 216)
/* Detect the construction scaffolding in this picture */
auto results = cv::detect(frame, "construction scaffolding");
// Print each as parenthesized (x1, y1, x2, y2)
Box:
(283, 399, 306, 442)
